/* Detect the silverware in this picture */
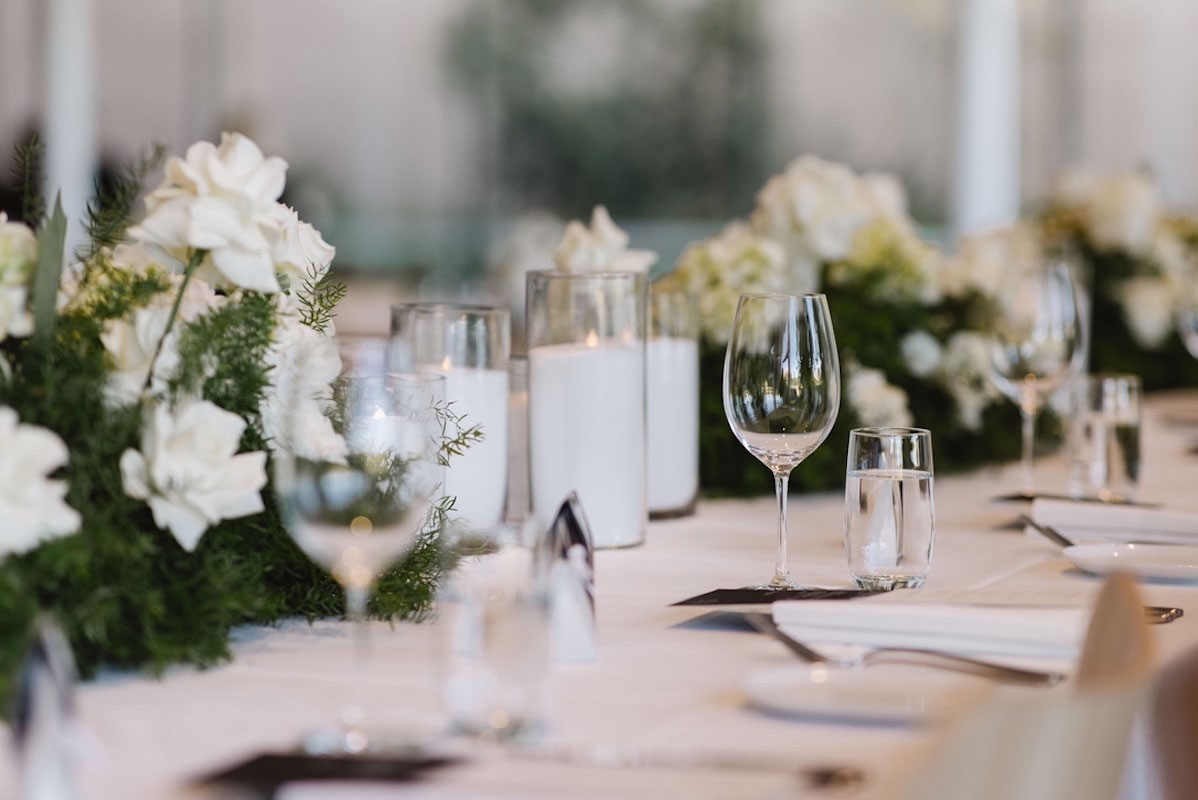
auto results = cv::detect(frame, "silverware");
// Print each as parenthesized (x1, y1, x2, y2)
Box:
(1019, 514, 1076, 547)
(511, 743, 866, 789)
(746, 613, 1065, 687)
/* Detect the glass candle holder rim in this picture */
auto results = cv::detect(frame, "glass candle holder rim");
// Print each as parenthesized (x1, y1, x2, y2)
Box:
(525, 269, 646, 283)
(1088, 372, 1142, 387)
(850, 426, 932, 439)
(391, 301, 511, 318)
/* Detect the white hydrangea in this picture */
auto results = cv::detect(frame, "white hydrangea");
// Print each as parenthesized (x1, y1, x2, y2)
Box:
(943, 224, 1040, 300)
(0, 213, 36, 341)
(0, 407, 81, 557)
(938, 331, 1001, 431)
(846, 364, 913, 428)
(660, 222, 789, 344)
(1052, 171, 1163, 256)
(1118, 276, 1176, 349)
(900, 330, 943, 378)
(553, 205, 657, 273)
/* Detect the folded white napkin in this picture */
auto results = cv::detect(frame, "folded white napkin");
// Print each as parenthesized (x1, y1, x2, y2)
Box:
(1032, 498, 1198, 545)
(772, 601, 1087, 661)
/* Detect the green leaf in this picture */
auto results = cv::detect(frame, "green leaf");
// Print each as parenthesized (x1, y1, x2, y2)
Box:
(31, 194, 67, 348)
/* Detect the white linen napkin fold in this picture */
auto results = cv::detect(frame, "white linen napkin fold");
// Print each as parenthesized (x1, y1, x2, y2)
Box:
(771, 601, 1087, 661)
(1031, 498, 1198, 545)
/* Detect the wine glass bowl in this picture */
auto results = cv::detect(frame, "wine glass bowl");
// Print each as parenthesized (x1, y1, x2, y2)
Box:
(988, 259, 1082, 496)
(723, 293, 840, 588)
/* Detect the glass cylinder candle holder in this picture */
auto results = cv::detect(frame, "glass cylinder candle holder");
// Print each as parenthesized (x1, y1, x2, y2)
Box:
(506, 356, 530, 524)
(526, 271, 647, 549)
(647, 288, 699, 518)
(391, 303, 511, 531)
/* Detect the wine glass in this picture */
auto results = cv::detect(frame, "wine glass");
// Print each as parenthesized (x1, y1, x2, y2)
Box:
(989, 259, 1082, 498)
(723, 293, 840, 589)
(274, 338, 445, 753)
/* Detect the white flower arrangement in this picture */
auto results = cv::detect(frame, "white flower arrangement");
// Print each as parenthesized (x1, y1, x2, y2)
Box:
(553, 205, 657, 273)
(845, 364, 913, 429)
(0, 407, 80, 557)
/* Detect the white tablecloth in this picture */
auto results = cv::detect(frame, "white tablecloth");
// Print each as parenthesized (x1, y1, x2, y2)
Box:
(11, 393, 1198, 799)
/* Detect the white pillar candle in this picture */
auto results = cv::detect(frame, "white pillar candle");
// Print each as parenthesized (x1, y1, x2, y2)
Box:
(647, 337, 699, 513)
(442, 367, 510, 530)
(529, 341, 645, 549)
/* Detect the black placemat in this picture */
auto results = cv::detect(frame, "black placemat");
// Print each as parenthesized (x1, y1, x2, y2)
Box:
(671, 587, 882, 607)
(195, 752, 460, 797)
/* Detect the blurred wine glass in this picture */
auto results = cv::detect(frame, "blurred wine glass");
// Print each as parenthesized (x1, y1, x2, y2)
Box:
(275, 338, 445, 753)
(989, 259, 1083, 498)
(723, 293, 840, 588)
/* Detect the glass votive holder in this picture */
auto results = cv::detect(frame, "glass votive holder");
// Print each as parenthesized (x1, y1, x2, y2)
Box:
(506, 356, 529, 524)
(844, 427, 935, 590)
(525, 271, 647, 549)
(438, 526, 551, 742)
(1068, 373, 1142, 503)
(391, 303, 511, 531)
(647, 288, 699, 518)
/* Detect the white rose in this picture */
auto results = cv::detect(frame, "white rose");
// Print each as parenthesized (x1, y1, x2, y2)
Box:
(130, 132, 288, 293)
(861, 172, 908, 220)
(271, 204, 336, 289)
(846, 365, 913, 428)
(0, 286, 32, 342)
(101, 276, 219, 405)
(120, 397, 267, 551)
(900, 330, 943, 378)
(0, 212, 37, 284)
(0, 407, 81, 557)
(553, 205, 657, 273)
(943, 224, 1039, 300)
(260, 307, 348, 462)
(1119, 276, 1175, 349)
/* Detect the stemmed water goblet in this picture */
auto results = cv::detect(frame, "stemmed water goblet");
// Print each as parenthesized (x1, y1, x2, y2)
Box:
(723, 293, 840, 589)
(274, 337, 446, 753)
(989, 258, 1083, 498)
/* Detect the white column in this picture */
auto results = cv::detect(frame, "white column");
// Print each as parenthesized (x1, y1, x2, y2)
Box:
(44, 0, 96, 250)
(951, 0, 1021, 238)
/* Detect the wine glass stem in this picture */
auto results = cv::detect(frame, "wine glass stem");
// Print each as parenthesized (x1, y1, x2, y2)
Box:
(1021, 406, 1037, 496)
(772, 472, 791, 587)
(343, 584, 371, 751)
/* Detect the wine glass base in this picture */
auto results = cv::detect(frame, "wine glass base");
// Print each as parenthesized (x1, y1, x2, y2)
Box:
(744, 581, 815, 591)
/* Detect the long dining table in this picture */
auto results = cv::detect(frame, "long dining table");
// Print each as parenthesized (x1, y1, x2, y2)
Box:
(10, 392, 1198, 799)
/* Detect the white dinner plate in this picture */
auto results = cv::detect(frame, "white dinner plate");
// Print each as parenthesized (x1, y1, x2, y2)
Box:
(742, 664, 986, 726)
(1063, 543, 1198, 582)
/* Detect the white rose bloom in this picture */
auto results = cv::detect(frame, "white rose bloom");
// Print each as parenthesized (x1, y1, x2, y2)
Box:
(846, 365, 913, 428)
(1119, 276, 1175, 349)
(101, 275, 219, 405)
(900, 330, 943, 378)
(271, 204, 336, 289)
(0, 286, 32, 343)
(751, 155, 874, 262)
(0, 407, 81, 557)
(120, 397, 267, 551)
(0, 212, 37, 284)
(939, 331, 1000, 431)
(553, 205, 657, 273)
(130, 132, 288, 293)
(943, 224, 1039, 300)
(260, 307, 348, 462)
(861, 171, 908, 220)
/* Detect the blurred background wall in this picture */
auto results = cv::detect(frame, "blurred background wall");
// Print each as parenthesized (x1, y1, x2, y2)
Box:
(2, 0, 1197, 291)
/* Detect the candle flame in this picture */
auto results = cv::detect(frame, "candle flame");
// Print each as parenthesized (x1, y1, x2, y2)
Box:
(585, 330, 599, 348)
(440, 356, 452, 370)
(372, 406, 386, 420)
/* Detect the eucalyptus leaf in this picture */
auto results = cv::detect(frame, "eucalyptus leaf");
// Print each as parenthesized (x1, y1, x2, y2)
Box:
(31, 194, 67, 348)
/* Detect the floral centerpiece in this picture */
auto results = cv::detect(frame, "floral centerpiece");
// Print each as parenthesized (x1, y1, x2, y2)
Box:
(657, 156, 1023, 495)
(0, 134, 455, 702)
(1038, 170, 1198, 388)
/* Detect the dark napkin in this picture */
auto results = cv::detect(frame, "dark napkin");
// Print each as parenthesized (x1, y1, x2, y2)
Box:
(672, 587, 882, 606)
(195, 752, 460, 798)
